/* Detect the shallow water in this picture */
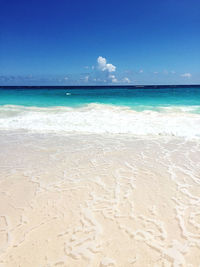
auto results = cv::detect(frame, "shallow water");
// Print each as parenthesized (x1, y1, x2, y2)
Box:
(0, 87, 200, 111)
(0, 87, 200, 139)
(0, 104, 200, 138)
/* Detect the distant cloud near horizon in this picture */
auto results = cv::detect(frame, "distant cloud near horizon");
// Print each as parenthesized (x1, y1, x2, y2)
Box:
(0, 55, 197, 85)
(84, 75, 89, 82)
(122, 77, 131, 83)
(181, 73, 192, 78)
(97, 56, 116, 73)
(109, 74, 118, 83)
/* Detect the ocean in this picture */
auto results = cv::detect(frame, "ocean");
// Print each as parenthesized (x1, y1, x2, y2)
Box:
(0, 87, 200, 137)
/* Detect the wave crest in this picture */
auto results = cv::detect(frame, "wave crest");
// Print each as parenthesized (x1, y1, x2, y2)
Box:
(0, 104, 200, 138)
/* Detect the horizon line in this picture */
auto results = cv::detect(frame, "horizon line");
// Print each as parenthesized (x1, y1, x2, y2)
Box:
(0, 84, 200, 89)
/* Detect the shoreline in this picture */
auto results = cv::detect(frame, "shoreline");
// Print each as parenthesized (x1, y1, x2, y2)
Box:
(1, 104, 200, 138)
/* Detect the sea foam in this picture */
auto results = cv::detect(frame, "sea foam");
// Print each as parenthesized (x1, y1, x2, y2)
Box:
(0, 104, 200, 138)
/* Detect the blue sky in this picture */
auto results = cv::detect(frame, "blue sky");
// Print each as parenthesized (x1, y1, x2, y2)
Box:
(0, 0, 200, 85)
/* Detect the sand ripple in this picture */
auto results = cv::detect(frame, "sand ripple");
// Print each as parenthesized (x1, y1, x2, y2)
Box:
(0, 132, 200, 266)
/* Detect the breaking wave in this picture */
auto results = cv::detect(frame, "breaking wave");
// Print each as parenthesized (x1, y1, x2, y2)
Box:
(0, 104, 200, 138)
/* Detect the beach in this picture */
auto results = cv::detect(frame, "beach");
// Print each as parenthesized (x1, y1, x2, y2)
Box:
(0, 130, 200, 266)
(0, 87, 200, 266)
(2, 0, 200, 264)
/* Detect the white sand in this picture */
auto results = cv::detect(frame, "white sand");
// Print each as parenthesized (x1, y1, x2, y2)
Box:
(0, 132, 200, 266)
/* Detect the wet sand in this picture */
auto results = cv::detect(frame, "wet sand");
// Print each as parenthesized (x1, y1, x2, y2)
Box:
(0, 132, 200, 266)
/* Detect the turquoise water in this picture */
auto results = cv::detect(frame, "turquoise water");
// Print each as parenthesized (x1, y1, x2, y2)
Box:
(0, 87, 200, 112)
(0, 87, 200, 137)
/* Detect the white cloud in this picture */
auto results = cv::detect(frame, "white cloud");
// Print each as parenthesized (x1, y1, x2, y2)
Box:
(181, 73, 192, 78)
(97, 56, 116, 72)
(64, 76, 69, 80)
(122, 77, 130, 83)
(84, 75, 89, 82)
(154, 71, 158, 74)
(109, 74, 118, 83)
(139, 69, 143, 73)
